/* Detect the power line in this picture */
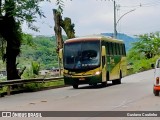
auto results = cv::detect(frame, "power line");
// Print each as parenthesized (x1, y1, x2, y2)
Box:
(120, 0, 160, 8)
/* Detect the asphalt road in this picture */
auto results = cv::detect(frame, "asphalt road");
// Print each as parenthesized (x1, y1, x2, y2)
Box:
(0, 69, 160, 120)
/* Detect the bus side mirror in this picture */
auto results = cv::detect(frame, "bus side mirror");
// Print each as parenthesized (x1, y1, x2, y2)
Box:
(59, 48, 63, 59)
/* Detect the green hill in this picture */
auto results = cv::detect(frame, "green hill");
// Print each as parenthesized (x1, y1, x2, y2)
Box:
(101, 33, 138, 51)
(18, 36, 58, 70)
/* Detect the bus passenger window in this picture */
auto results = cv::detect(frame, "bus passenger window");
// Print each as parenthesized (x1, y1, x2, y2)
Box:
(114, 43, 116, 55)
(112, 43, 116, 55)
(109, 42, 113, 55)
(117, 44, 120, 55)
(115, 43, 118, 55)
(122, 44, 126, 56)
(119, 44, 122, 55)
(106, 42, 110, 55)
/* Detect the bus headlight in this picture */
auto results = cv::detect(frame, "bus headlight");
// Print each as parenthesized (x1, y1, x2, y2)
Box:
(95, 71, 101, 75)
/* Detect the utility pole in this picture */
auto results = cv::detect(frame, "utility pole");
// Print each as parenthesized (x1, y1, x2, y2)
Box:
(113, 0, 117, 38)
(113, 0, 135, 39)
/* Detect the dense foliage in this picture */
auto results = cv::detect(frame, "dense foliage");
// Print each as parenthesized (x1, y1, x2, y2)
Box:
(17, 35, 59, 70)
(127, 32, 160, 73)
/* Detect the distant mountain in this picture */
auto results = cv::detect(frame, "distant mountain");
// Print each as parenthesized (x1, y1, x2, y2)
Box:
(101, 33, 138, 51)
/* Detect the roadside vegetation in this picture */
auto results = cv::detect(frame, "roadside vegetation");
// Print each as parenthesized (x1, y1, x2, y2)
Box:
(17, 35, 67, 79)
(23, 80, 64, 92)
(127, 32, 160, 74)
(0, 35, 66, 96)
(0, 0, 72, 95)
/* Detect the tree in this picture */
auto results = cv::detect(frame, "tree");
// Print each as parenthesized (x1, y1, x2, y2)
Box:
(0, 0, 71, 80)
(0, 0, 50, 80)
(56, 0, 65, 13)
(61, 17, 75, 39)
(128, 32, 160, 59)
(53, 8, 75, 76)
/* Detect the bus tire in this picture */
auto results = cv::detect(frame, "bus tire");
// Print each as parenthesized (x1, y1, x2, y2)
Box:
(117, 71, 122, 84)
(102, 72, 109, 87)
(93, 83, 97, 86)
(113, 72, 122, 85)
(102, 81, 107, 87)
(73, 85, 78, 89)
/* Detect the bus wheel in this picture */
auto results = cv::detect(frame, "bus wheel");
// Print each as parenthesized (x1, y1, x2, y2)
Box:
(112, 80, 117, 85)
(114, 79, 121, 84)
(73, 85, 78, 89)
(102, 81, 107, 87)
(116, 78, 121, 84)
(113, 72, 122, 85)
(93, 83, 97, 87)
(117, 71, 122, 84)
(102, 72, 109, 87)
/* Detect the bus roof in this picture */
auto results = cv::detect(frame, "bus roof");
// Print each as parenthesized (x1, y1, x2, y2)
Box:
(64, 35, 124, 44)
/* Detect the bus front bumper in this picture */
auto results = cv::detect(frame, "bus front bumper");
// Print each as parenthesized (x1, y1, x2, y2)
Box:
(64, 74, 102, 85)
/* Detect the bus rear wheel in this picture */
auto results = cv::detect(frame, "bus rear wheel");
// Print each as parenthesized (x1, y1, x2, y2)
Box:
(112, 79, 121, 85)
(73, 85, 78, 89)
(113, 72, 122, 85)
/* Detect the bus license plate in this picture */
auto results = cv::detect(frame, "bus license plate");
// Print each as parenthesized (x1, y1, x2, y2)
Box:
(79, 78, 85, 80)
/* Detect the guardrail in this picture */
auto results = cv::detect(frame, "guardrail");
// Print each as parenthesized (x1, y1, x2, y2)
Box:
(0, 76, 63, 96)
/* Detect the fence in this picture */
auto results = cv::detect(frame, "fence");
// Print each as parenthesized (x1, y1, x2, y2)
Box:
(0, 76, 63, 96)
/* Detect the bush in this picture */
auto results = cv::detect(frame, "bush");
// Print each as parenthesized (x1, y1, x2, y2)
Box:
(130, 56, 160, 73)
(32, 61, 40, 75)
(23, 83, 44, 91)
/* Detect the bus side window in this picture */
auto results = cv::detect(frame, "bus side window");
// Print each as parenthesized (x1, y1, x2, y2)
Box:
(115, 43, 117, 55)
(122, 44, 126, 56)
(119, 44, 122, 55)
(109, 42, 113, 55)
(115, 43, 119, 55)
(106, 42, 110, 55)
(122, 44, 124, 55)
(112, 43, 116, 55)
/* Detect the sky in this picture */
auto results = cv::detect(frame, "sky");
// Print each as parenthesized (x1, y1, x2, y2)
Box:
(22, 0, 160, 37)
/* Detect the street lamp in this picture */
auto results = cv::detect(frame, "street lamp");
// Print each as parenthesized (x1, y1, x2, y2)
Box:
(115, 9, 136, 38)
(113, 0, 136, 38)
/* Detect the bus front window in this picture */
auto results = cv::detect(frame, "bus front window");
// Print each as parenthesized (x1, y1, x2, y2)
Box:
(64, 41, 100, 70)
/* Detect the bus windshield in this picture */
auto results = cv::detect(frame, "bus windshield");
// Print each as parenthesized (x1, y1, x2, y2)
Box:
(64, 41, 100, 70)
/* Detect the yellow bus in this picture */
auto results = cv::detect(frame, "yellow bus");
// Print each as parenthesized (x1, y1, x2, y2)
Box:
(62, 35, 127, 88)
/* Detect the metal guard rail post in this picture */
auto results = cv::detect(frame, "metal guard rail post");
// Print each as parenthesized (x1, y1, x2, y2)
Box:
(0, 76, 63, 95)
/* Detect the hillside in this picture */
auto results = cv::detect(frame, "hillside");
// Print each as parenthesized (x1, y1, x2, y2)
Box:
(101, 33, 138, 51)
(18, 36, 58, 70)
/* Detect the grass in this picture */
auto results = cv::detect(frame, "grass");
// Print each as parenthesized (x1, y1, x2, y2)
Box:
(0, 79, 65, 96)
(23, 79, 65, 91)
(127, 55, 160, 74)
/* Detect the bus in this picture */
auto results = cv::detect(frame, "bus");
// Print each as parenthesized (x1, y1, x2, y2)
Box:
(61, 35, 127, 89)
